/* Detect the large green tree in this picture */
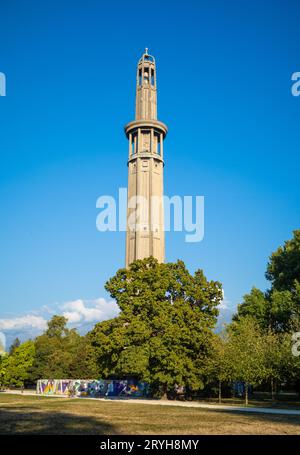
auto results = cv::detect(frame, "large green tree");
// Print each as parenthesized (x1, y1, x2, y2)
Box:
(90, 257, 223, 397)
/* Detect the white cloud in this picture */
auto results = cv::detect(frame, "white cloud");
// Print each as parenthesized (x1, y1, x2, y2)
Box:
(217, 289, 233, 310)
(0, 315, 47, 331)
(218, 296, 231, 310)
(0, 297, 119, 346)
(61, 298, 119, 326)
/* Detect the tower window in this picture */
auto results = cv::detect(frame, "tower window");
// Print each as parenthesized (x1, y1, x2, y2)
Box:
(151, 69, 154, 86)
(138, 69, 142, 86)
(132, 132, 137, 154)
(143, 68, 149, 84)
(155, 133, 161, 155)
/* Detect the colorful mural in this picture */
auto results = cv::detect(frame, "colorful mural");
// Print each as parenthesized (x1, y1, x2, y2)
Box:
(36, 379, 149, 398)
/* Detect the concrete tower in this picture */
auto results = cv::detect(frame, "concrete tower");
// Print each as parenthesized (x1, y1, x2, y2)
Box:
(125, 49, 168, 267)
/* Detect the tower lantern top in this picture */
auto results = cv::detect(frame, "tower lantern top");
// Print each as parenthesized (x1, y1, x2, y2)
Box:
(138, 48, 155, 65)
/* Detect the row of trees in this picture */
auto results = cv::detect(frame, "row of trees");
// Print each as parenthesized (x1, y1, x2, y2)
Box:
(1, 231, 300, 403)
(208, 318, 298, 404)
(228, 229, 300, 401)
(1, 313, 298, 403)
(0, 316, 98, 388)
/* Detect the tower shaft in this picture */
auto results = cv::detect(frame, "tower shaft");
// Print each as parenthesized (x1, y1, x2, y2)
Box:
(125, 50, 167, 267)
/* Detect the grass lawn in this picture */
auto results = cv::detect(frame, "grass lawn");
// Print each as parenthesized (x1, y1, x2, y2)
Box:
(0, 394, 300, 435)
(196, 397, 300, 409)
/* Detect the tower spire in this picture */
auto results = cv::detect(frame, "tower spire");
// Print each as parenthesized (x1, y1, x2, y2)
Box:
(135, 48, 157, 121)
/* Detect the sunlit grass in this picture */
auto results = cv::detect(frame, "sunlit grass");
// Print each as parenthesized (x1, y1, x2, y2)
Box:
(0, 394, 299, 435)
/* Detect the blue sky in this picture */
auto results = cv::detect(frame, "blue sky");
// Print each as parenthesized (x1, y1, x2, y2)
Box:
(0, 0, 299, 346)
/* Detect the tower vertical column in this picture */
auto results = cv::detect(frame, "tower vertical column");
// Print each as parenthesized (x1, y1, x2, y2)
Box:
(125, 49, 168, 267)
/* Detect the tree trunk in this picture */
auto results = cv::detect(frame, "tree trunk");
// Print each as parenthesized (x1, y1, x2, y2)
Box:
(161, 384, 168, 400)
(218, 380, 222, 404)
(245, 382, 248, 406)
(271, 378, 275, 401)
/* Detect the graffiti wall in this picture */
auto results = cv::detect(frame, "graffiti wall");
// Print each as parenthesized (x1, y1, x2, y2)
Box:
(36, 379, 149, 398)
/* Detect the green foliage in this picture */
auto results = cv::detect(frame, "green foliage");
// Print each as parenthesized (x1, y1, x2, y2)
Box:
(234, 288, 270, 329)
(234, 231, 300, 332)
(269, 289, 299, 332)
(0, 341, 35, 387)
(226, 317, 268, 403)
(9, 337, 21, 355)
(205, 332, 232, 384)
(0, 338, 5, 356)
(262, 331, 292, 396)
(68, 334, 99, 379)
(266, 230, 300, 292)
(0, 316, 98, 386)
(90, 257, 223, 396)
(30, 316, 98, 380)
(227, 318, 267, 384)
(46, 315, 69, 338)
(203, 332, 233, 403)
(2, 232, 299, 400)
(0, 355, 7, 386)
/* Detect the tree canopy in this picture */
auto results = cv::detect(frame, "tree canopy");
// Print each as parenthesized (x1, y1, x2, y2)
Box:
(266, 230, 300, 292)
(0, 341, 35, 387)
(90, 257, 223, 396)
(29, 316, 98, 381)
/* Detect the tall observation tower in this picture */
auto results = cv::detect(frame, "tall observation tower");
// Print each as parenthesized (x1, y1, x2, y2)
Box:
(125, 49, 168, 267)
